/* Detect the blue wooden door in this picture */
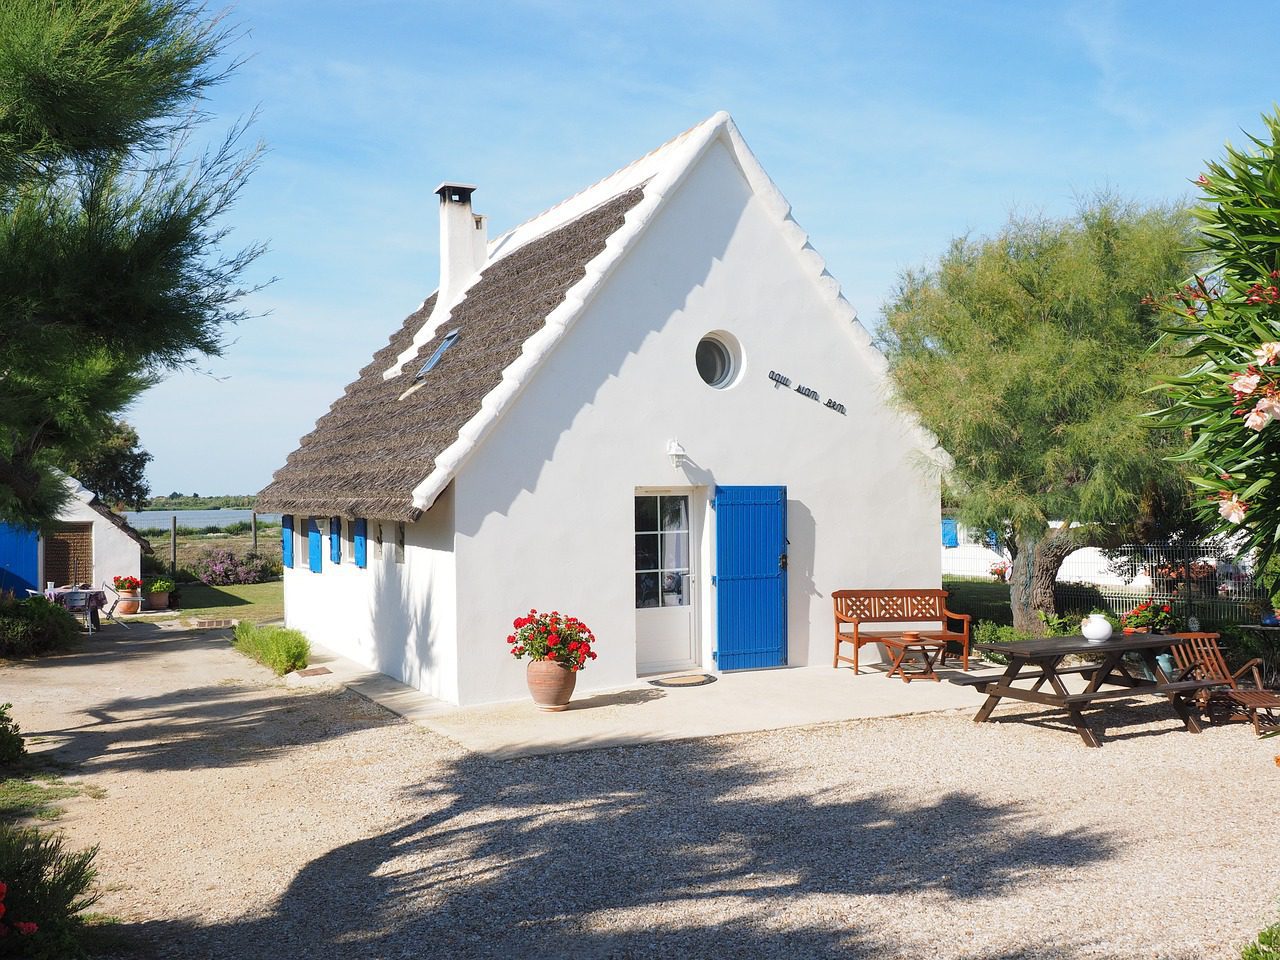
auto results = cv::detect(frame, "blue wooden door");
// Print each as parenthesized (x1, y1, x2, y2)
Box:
(715, 486, 787, 670)
(0, 523, 40, 594)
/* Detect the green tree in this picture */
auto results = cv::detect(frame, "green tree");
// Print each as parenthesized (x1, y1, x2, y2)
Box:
(1155, 110, 1280, 565)
(878, 198, 1204, 633)
(60, 419, 152, 509)
(0, 0, 263, 528)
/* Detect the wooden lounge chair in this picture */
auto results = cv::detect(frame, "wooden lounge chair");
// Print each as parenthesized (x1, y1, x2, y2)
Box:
(1168, 632, 1280, 735)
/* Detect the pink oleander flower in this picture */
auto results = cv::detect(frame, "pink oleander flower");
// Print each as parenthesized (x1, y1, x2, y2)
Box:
(1245, 406, 1273, 431)
(1253, 342, 1280, 365)
(1219, 494, 1248, 524)
(1231, 371, 1262, 397)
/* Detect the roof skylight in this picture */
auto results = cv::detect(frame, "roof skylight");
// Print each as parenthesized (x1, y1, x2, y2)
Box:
(415, 330, 459, 380)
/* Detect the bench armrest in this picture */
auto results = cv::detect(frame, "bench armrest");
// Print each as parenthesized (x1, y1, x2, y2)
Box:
(941, 607, 971, 632)
(1231, 658, 1265, 688)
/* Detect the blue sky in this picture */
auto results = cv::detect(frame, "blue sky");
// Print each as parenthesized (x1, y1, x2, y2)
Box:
(131, 0, 1280, 495)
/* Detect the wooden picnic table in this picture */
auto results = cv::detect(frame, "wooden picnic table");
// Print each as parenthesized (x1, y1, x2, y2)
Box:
(956, 633, 1222, 748)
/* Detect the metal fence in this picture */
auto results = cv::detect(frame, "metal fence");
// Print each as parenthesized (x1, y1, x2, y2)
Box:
(943, 537, 1272, 627)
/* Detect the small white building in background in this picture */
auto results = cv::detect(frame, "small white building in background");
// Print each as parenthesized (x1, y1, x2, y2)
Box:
(258, 112, 946, 706)
(0, 476, 149, 594)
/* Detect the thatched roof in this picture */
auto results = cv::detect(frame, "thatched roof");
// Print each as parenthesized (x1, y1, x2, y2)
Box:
(257, 186, 646, 521)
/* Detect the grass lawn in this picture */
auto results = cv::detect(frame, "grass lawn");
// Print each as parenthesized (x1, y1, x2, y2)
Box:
(0, 760, 102, 823)
(943, 575, 1013, 625)
(162, 580, 284, 624)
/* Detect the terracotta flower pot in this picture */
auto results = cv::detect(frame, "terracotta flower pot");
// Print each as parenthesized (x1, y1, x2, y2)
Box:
(526, 659, 577, 712)
(145, 591, 170, 611)
(117, 589, 141, 615)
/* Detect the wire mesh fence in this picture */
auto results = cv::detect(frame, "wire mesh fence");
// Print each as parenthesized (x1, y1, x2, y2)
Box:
(943, 537, 1272, 627)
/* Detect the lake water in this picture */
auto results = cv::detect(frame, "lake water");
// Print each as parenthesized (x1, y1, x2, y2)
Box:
(124, 509, 281, 532)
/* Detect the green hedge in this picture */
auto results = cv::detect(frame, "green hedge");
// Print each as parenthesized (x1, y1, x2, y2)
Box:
(0, 597, 78, 658)
(232, 622, 309, 675)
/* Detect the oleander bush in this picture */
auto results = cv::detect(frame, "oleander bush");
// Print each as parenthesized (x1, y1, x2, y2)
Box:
(0, 598, 78, 658)
(232, 622, 309, 675)
(0, 706, 24, 767)
(0, 825, 99, 959)
(189, 548, 281, 586)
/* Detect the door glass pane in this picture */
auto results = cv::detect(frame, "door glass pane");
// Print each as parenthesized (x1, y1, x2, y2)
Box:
(661, 570, 689, 607)
(660, 496, 688, 532)
(636, 572, 659, 608)
(634, 496, 658, 533)
(661, 532, 688, 570)
(635, 534, 659, 570)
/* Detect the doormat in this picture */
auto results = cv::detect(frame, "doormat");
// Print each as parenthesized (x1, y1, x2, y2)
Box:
(296, 666, 333, 677)
(648, 673, 717, 688)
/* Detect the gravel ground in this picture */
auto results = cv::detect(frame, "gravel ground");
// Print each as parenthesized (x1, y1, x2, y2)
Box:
(5, 631, 1279, 960)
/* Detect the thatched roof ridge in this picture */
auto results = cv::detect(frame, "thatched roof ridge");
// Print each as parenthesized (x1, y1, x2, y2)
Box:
(257, 186, 645, 521)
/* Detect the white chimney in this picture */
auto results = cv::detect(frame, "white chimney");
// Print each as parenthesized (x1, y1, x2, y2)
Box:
(434, 182, 487, 311)
(380, 181, 489, 380)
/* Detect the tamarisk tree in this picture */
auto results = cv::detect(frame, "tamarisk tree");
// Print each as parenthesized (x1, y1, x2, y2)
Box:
(0, 0, 264, 527)
(1156, 110, 1280, 562)
(878, 198, 1203, 633)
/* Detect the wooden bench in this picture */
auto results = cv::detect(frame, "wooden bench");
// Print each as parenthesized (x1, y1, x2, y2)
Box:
(833, 589, 971, 673)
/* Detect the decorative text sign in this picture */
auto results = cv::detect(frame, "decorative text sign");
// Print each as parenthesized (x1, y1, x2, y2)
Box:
(768, 370, 845, 415)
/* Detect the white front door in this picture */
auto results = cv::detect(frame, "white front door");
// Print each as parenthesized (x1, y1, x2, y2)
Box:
(635, 492, 697, 674)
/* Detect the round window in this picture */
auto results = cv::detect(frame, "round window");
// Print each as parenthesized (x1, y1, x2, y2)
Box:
(696, 335, 736, 388)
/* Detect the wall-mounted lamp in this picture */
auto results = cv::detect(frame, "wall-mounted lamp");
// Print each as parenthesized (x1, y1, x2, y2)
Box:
(666, 438, 688, 469)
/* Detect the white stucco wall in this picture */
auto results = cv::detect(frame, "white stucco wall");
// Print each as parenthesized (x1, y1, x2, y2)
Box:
(45, 479, 142, 588)
(282, 485, 458, 702)
(449, 138, 940, 706)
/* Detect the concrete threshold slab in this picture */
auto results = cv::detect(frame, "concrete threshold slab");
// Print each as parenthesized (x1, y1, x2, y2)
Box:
(300, 642, 1006, 759)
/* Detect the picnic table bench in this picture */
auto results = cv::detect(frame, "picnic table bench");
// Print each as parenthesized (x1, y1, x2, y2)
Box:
(833, 589, 971, 674)
(955, 632, 1221, 747)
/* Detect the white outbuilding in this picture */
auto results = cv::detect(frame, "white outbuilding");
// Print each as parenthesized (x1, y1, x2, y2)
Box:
(0, 475, 149, 594)
(258, 112, 944, 706)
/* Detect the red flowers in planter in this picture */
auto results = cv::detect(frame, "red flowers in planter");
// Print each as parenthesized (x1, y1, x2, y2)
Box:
(1121, 601, 1179, 633)
(112, 575, 142, 592)
(508, 609, 597, 671)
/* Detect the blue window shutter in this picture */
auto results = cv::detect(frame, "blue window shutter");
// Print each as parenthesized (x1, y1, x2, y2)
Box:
(281, 515, 294, 568)
(307, 517, 322, 573)
(941, 518, 959, 549)
(330, 516, 342, 563)
(354, 519, 367, 568)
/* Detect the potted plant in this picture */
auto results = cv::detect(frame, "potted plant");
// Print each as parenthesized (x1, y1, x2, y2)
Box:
(144, 578, 175, 611)
(507, 609, 598, 711)
(112, 575, 143, 615)
(989, 560, 1010, 582)
(1120, 601, 1179, 634)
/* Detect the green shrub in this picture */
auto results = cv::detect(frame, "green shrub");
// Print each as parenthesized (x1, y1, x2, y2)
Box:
(0, 706, 24, 767)
(0, 824, 99, 958)
(0, 598, 78, 658)
(142, 578, 174, 594)
(1242, 922, 1280, 960)
(232, 622, 309, 675)
(972, 621, 1035, 664)
(140, 553, 167, 577)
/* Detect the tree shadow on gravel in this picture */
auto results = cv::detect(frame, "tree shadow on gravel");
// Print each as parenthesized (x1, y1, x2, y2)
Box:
(130, 738, 1118, 960)
(28, 683, 393, 774)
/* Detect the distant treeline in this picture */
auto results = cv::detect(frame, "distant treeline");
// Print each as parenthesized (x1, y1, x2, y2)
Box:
(143, 494, 258, 510)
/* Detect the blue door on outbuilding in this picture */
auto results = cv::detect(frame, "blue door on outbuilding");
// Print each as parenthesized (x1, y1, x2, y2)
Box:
(0, 523, 40, 595)
(714, 485, 787, 670)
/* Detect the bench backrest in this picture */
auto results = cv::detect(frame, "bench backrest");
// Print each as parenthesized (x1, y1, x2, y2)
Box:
(832, 589, 949, 624)
(1168, 632, 1231, 686)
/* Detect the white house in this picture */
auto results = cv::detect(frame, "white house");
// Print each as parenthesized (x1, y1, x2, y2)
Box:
(0, 476, 149, 594)
(258, 112, 945, 706)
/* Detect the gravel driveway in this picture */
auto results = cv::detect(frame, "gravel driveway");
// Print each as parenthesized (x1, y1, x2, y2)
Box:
(5, 626, 1278, 959)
